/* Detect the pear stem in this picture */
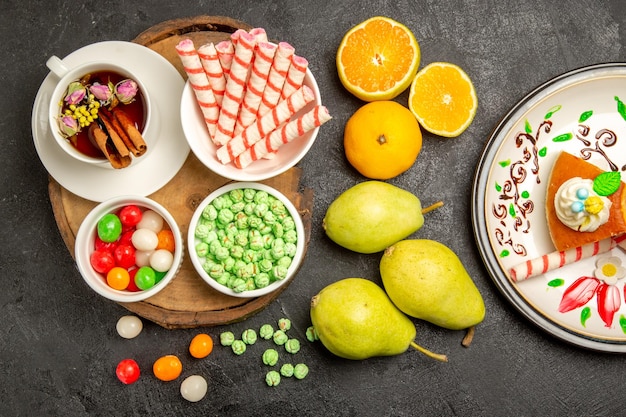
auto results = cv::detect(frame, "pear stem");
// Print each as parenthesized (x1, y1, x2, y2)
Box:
(461, 326, 476, 348)
(421, 201, 444, 215)
(409, 341, 448, 362)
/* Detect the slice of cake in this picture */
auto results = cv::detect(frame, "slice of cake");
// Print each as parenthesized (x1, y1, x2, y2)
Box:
(545, 151, 626, 251)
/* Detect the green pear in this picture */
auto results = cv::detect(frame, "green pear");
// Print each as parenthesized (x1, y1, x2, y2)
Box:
(323, 181, 440, 254)
(380, 239, 485, 330)
(310, 277, 447, 361)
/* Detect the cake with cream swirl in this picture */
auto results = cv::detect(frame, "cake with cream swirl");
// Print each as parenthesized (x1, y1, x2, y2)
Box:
(546, 151, 626, 251)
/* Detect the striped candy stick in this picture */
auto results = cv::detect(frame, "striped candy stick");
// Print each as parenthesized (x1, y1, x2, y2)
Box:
(234, 42, 278, 135)
(249, 27, 269, 43)
(233, 105, 331, 169)
(215, 40, 235, 79)
(256, 42, 295, 118)
(213, 31, 257, 146)
(280, 55, 309, 101)
(215, 85, 315, 164)
(197, 42, 226, 108)
(508, 234, 626, 282)
(175, 38, 219, 141)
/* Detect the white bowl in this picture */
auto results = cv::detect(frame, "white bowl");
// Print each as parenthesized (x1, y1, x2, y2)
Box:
(180, 68, 321, 181)
(74, 196, 183, 302)
(187, 182, 306, 298)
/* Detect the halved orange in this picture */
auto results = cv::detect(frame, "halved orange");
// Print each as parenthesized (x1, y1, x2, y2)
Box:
(337, 16, 420, 101)
(408, 62, 478, 137)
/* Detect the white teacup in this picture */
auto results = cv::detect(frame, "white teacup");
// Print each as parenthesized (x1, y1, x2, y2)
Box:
(46, 56, 156, 168)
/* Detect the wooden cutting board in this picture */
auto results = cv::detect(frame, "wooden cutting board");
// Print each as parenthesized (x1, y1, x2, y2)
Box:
(49, 16, 314, 329)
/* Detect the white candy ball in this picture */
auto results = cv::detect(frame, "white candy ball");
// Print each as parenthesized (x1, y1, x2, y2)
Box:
(116, 315, 143, 339)
(136, 210, 164, 233)
(150, 249, 174, 272)
(134, 250, 154, 267)
(180, 375, 208, 402)
(132, 228, 158, 251)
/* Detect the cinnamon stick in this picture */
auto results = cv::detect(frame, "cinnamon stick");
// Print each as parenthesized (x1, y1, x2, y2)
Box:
(112, 107, 147, 157)
(88, 124, 131, 169)
(100, 107, 139, 156)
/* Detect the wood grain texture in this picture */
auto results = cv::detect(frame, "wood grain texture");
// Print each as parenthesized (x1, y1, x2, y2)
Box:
(48, 16, 313, 329)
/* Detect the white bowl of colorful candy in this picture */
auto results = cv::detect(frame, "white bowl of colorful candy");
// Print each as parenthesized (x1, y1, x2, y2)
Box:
(75, 196, 183, 302)
(187, 182, 305, 298)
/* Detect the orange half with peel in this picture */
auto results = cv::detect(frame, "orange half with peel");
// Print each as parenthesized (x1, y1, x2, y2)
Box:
(408, 62, 478, 137)
(337, 16, 420, 101)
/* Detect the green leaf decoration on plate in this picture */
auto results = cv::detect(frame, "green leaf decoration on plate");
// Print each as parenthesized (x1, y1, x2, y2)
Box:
(524, 119, 532, 134)
(538, 146, 547, 157)
(508, 203, 516, 217)
(495, 182, 502, 192)
(499, 249, 510, 258)
(544, 104, 561, 119)
(547, 278, 564, 287)
(498, 159, 511, 168)
(616, 96, 626, 121)
(619, 315, 626, 334)
(552, 133, 573, 142)
(593, 171, 621, 196)
(521, 190, 529, 198)
(579, 110, 593, 123)
(580, 307, 591, 327)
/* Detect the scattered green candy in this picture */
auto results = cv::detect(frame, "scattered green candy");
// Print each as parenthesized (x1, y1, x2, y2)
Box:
(242, 329, 257, 345)
(262, 348, 279, 366)
(220, 331, 235, 346)
(294, 363, 309, 380)
(259, 324, 274, 340)
(97, 213, 122, 243)
(306, 326, 319, 342)
(265, 370, 281, 387)
(280, 363, 294, 377)
(278, 318, 291, 331)
(231, 340, 246, 355)
(285, 339, 300, 354)
(273, 330, 288, 346)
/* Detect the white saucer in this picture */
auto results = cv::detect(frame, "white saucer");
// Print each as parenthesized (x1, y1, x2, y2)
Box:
(31, 41, 190, 202)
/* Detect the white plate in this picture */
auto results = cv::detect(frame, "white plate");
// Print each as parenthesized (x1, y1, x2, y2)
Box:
(472, 63, 626, 352)
(31, 41, 190, 202)
(180, 68, 321, 182)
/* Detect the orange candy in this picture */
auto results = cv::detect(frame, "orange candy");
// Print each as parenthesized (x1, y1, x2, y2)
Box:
(189, 333, 214, 359)
(106, 267, 130, 290)
(156, 229, 176, 252)
(153, 355, 183, 382)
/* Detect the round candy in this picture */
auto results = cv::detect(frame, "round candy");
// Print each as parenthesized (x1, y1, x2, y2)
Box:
(189, 333, 214, 358)
(116, 315, 143, 339)
(150, 249, 174, 272)
(97, 213, 122, 243)
(132, 228, 159, 251)
(116, 359, 140, 384)
(571, 200, 585, 213)
(134, 250, 154, 267)
(180, 375, 208, 402)
(153, 354, 182, 382)
(156, 229, 176, 252)
(107, 267, 130, 290)
(118, 205, 143, 227)
(576, 188, 589, 200)
(90, 249, 115, 274)
(114, 243, 136, 269)
(137, 210, 164, 233)
(134, 266, 156, 290)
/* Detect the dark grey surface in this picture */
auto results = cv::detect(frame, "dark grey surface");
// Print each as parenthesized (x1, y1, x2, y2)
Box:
(3, 0, 625, 415)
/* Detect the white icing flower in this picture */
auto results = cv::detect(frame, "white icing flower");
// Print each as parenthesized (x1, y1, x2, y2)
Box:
(594, 256, 626, 285)
(554, 177, 611, 232)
